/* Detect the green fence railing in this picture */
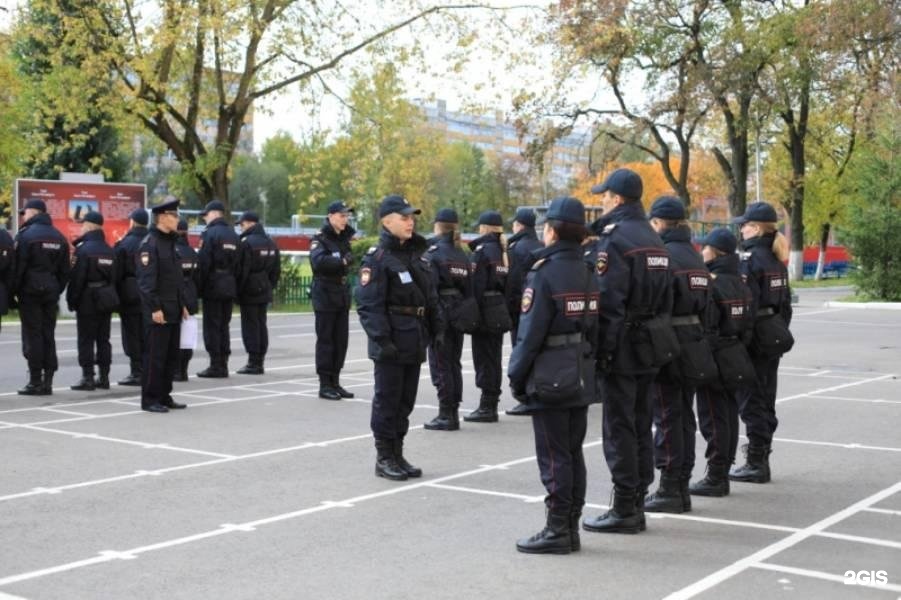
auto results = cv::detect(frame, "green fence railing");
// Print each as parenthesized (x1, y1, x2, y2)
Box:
(272, 275, 359, 307)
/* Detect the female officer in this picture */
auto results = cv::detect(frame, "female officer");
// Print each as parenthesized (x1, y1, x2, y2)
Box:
(730, 202, 793, 484)
(464, 211, 510, 424)
(508, 197, 599, 555)
(174, 218, 201, 381)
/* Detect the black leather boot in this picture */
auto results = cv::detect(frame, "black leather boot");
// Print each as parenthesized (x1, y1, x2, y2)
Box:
(424, 405, 460, 431)
(729, 443, 770, 483)
(570, 509, 582, 552)
(173, 353, 188, 382)
(71, 368, 96, 391)
(96, 366, 110, 390)
(374, 439, 407, 481)
(393, 438, 422, 478)
(583, 488, 643, 534)
(690, 462, 730, 497)
(516, 512, 572, 555)
(505, 402, 531, 416)
(332, 374, 354, 398)
(118, 360, 142, 386)
(197, 356, 228, 378)
(318, 375, 341, 400)
(463, 394, 499, 423)
(644, 473, 684, 514)
(40, 370, 54, 395)
(681, 475, 692, 512)
(237, 354, 264, 375)
(636, 489, 647, 531)
(17, 370, 44, 396)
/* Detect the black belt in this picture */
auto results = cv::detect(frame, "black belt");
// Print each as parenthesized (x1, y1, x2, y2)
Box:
(483, 290, 504, 297)
(438, 289, 462, 297)
(758, 307, 776, 316)
(671, 314, 701, 326)
(87, 281, 107, 289)
(214, 268, 232, 274)
(545, 332, 583, 348)
(389, 305, 425, 317)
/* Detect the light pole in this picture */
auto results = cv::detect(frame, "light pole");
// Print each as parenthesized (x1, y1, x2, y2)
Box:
(259, 190, 268, 225)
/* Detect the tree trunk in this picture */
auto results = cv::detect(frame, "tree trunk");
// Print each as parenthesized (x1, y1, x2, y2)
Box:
(814, 222, 830, 280)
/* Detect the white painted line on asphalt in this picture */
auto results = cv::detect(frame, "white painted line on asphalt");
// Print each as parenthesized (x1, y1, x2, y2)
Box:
(808, 370, 831, 377)
(278, 329, 366, 339)
(790, 308, 847, 317)
(0, 590, 31, 599)
(750, 563, 901, 593)
(864, 507, 901, 517)
(811, 395, 901, 405)
(428, 483, 545, 503)
(794, 318, 901, 327)
(662, 480, 901, 600)
(780, 372, 874, 381)
(776, 374, 896, 404)
(816, 530, 901, 550)
(37, 407, 96, 417)
(773, 437, 901, 453)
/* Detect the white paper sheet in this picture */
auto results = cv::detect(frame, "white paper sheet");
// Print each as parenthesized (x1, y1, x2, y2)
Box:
(180, 315, 198, 350)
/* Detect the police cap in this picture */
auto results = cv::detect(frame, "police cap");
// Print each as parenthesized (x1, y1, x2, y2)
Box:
(731, 202, 778, 224)
(327, 200, 354, 214)
(81, 211, 104, 226)
(239, 211, 260, 223)
(433, 208, 459, 224)
(701, 227, 738, 255)
(545, 196, 585, 225)
(509, 207, 536, 228)
(199, 199, 225, 216)
(649, 196, 686, 220)
(590, 168, 643, 200)
(477, 210, 503, 227)
(378, 195, 421, 218)
(19, 199, 47, 215)
(150, 197, 180, 214)
(129, 208, 149, 226)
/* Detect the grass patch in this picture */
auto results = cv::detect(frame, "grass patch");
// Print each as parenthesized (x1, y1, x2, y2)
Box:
(790, 278, 852, 289)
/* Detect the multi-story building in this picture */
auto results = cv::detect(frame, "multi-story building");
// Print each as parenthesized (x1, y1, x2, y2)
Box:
(415, 99, 590, 190)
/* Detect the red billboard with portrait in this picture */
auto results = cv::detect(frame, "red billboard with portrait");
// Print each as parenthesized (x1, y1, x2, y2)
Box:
(14, 179, 146, 245)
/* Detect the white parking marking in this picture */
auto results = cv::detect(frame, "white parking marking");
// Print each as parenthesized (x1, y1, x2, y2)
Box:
(751, 563, 901, 593)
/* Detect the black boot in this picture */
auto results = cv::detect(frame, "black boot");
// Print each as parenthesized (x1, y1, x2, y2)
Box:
(96, 366, 110, 390)
(463, 394, 499, 423)
(40, 370, 54, 395)
(636, 489, 647, 531)
(570, 509, 582, 552)
(318, 375, 341, 400)
(118, 360, 142, 386)
(681, 475, 692, 512)
(690, 463, 730, 497)
(197, 356, 228, 378)
(17, 370, 44, 396)
(505, 402, 531, 416)
(424, 405, 460, 431)
(582, 488, 643, 534)
(729, 443, 770, 483)
(332, 374, 354, 398)
(237, 354, 264, 375)
(516, 511, 572, 555)
(393, 438, 422, 478)
(374, 439, 407, 481)
(644, 473, 684, 514)
(71, 368, 96, 391)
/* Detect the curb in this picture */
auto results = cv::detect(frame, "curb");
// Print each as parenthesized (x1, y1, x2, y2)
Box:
(824, 301, 901, 311)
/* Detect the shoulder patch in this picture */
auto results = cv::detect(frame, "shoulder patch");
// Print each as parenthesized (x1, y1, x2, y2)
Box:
(596, 252, 608, 275)
(428, 245, 438, 252)
(310, 241, 319, 250)
(530, 258, 547, 271)
(739, 251, 752, 261)
(521, 287, 534, 313)
(360, 267, 372, 286)
(366, 246, 378, 255)
(475, 244, 483, 252)
(602, 224, 617, 235)
(140, 252, 150, 266)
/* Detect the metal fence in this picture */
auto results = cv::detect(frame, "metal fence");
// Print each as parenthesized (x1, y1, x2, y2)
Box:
(272, 275, 359, 306)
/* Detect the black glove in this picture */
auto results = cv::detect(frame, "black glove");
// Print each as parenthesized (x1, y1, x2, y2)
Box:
(342, 252, 354, 267)
(378, 341, 399, 361)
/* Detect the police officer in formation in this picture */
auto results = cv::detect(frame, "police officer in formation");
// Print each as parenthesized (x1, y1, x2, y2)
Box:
(505, 207, 544, 417)
(114, 208, 149, 386)
(644, 196, 712, 514)
(508, 197, 599, 555)
(66, 211, 118, 391)
(310, 201, 356, 399)
(691, 228, 754, 497)
(355, 195, 443, 481)
(0, 225, 13, 334)
(423, 208, 474, 432)
(197, 200, 240, 378)
(731, 202, 793, 484)
(136, 198, 188, 413)
(236, 210, 281, 375)
(465, 210, 510, 423)
(15, 199, 70, 396)
(174, 218, 201, 382)
(582, 169, 672, 534)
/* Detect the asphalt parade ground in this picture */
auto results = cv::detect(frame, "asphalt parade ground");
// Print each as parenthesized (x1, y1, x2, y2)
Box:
(0, 287, 898, 599)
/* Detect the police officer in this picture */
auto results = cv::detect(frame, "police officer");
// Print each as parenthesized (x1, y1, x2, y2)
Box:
(465, 210, 510, 423)
(136, 198, 188, 413)
(66, 211, 118, 391)
(0, 225, 13, 334)
(691, 228, 755, 497)
(508, 197, 599, 555)
(174, 218, 201, 382)
(424, 208, 474, 431)
(113, 208, 149, 386)
(197, 200, 239, 378)
(581, 169, 672, 534)
(505, 207, 544, 417)
(236, 210, 280, 375)
(644, 196, 712, 514)
(310, 201, 355, 399)
(731, 202, 793, 484)
(14, 199, 70, 396)
(355, 195, 443, 481)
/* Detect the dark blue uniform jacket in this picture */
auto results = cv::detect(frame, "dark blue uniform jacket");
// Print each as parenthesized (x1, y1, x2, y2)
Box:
(198, 218, 239, 301)
(426, 232, 473, 329)
(67, 229, 117, 314)
(310, 223, 354, 311)
(506, 227, 544, 320)
(0, 229, 14, 314)
(176, 236, 201, 315)
(706, 253, 755, 345)
(739, 234, 793, 326)
(14, 213, 70, 304)
(137, 227, 184, 323)
(114, 225, 148, 313)
(238, 223, 281, 305)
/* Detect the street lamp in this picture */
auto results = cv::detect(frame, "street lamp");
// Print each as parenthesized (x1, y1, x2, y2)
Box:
(259, 190, 268, 225)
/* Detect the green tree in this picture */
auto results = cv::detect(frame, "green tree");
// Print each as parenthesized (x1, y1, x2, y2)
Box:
(0, 41, 29, 218)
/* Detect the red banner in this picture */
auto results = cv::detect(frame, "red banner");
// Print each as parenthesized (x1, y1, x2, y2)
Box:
(15, 179, 146, 245)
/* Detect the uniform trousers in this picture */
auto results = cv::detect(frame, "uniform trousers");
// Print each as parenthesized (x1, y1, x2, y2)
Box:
(532, 406, 588, 516)
(20, 299, 59, 372)
(737, 355, 781, 446)
(141, 320, 180, 407)
(471, 331, 503, 397)
(651, 379, 697, 478)
(76, 311, 112, 369)
(239, 303, 269, 357)
(696, 382, 740, 467)
(314, 309, 349, 378)
(427, 328, 464, 407)
(202, 299, 233, 360)
(601, 372, 656, 492)
(371, 360, 421, 440)
(119, 310, 144, 363)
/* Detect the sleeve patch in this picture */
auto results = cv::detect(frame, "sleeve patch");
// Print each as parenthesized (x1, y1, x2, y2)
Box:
(521, 287, 534, 313)
(140, 252, 150, 266)
(596, 252, 608, 275)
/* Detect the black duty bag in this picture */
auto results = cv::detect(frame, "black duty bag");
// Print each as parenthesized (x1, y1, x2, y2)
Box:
(677, 336, 719, 384)
(751, 314, 794, 358)
(208, 274, 237, 301)
(480, 291, 512, 333)
(714, 339, 757, 390)
(526, 341, 594, 405)
(119, 276, 141, 306)
(630, 315, 681, 369)
(92, 284, 120, 313)
(22, 271, 60, 301)
(449, 296, 481, 334)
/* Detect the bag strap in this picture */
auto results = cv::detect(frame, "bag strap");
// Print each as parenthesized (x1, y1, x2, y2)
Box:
(579, 264, 591, 342)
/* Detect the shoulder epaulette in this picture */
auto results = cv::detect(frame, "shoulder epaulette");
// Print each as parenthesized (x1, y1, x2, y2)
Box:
(475, 244, 484, 252)
(427, 245, 438, 253)
(602, 223, 617, 235)
(366, 246, 378, 255)
(739, 251, 752, 261)
(530, 258, 547, 271)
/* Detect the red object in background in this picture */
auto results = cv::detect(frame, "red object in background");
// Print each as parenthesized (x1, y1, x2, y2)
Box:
(802, 245, 850, 263)
(14, 179, 146, 245)
(185, 232, 312, 251)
